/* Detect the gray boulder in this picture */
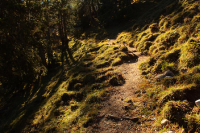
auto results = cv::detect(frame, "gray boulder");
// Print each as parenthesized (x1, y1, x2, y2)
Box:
(154, 74, 166, 79)
(154, 70, 174, 79)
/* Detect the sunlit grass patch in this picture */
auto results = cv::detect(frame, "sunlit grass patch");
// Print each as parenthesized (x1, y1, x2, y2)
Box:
(0, 35, 132, 133)
(20, 39, 128, 132)
(179, 39, 200, 68)
(115, 32, 133, 45)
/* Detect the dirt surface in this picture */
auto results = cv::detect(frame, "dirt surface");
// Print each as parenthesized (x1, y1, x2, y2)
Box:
(87, 42, 150, 133)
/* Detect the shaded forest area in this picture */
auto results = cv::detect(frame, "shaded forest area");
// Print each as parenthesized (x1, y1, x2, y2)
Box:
(0, 0, 148, 92)
(0, 0, 159, 106)
(0, 0, 159, 132)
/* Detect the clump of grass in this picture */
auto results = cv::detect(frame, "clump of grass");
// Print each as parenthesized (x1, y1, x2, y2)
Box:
(115, 32, 133, 45)
(112, 57, 123, 66)
(133, 0, 200, 132)
(161, 62, 177, 72)
(190, 65, 200, 73)
(177, 33, 189, 45)
(186, 114, 200, 132)
(12, 37, 132, 133)
(93, 44, 133, 68)
(137, 41, 152, 54)
(149, 23, 159, 33)
(185, 106, 200, 132)
(179, 39, 200, 68)
(161, 101, 191, 122)
(163, 48, 181, 62)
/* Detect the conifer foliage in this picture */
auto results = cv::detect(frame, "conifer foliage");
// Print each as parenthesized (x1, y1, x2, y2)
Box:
(0, 0, 77, 89)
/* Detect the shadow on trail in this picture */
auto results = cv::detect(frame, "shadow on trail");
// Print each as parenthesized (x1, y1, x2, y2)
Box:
(126, 56, 139, 64)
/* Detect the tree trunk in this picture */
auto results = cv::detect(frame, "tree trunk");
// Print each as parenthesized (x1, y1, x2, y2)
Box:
(63, 12, 75, 64)
(38, 44, 47, 67)
(58, 11, 70, 67)
(46, 0, 53, 67)
(91, 0, 97, 18)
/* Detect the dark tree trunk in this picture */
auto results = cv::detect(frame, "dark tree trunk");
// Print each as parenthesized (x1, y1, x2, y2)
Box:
(58, 11, 70, 67)
(91, 0, 97, 18)
(38, 44, 47, 67)
(63, 12, 75, 64)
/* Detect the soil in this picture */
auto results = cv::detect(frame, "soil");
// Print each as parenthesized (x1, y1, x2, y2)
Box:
(87, 40, 150, 133)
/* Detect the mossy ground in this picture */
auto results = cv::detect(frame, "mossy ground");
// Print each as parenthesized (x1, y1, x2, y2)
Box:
(0, 38, 134, 132)
(1, 0, 200, 132)
(79, 0, 200, 132)
(130, 0, 200, 132)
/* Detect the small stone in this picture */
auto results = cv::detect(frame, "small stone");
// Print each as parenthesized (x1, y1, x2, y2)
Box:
(181, 129, 185, 133)
(163, 131, 175, 133)
(142, 115, 146, 118)
(161, 119, 169, 125)
(195, 99, 200, 107)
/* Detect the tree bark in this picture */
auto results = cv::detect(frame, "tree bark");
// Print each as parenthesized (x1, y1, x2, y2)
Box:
(46, 0, 53, 67)
(63, 12, 75, 64)
(58, 11, 70, 67)
(38, 44, 47, 67)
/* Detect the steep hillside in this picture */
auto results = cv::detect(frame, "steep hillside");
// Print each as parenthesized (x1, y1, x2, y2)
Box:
(0, 38, 137, 132)
(1, 0, 200, 132)
(112, 0, 200, 132)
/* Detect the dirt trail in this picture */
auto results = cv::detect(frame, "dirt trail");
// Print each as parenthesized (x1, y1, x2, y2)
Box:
(88, 41, 150, 133)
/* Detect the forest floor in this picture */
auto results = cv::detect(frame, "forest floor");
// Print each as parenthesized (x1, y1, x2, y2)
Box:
(87, 40, 151, 133)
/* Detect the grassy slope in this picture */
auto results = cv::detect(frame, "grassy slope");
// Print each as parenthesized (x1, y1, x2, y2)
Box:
(113, 0, 200, 132)
(0, 38, 136, 132)
(1, 0, 200, 132)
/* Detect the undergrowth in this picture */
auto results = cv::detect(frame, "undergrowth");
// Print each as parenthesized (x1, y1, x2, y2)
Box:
(132, 0, 200, 132)
(1, 0, 200, 132)
(0, 38, 137, 132)
(113, 0, 200, 132)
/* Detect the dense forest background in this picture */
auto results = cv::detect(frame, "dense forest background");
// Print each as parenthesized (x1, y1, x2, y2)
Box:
(1, 0, 152, 132)
(0, 0, 140, 90)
